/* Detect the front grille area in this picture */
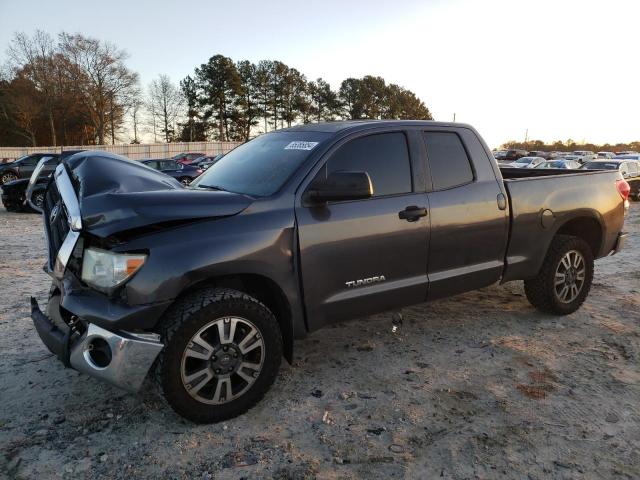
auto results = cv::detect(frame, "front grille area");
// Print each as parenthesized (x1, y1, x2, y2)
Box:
(43, 180, 70, 268)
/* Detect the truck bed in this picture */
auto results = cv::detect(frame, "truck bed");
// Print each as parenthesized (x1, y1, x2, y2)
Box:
(499, 167, 625, 282)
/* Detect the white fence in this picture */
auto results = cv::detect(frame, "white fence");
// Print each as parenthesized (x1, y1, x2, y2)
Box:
(0, 141, 242, 162)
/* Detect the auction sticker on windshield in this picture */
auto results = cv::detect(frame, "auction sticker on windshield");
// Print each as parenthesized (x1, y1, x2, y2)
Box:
(284, 141, 319, 150)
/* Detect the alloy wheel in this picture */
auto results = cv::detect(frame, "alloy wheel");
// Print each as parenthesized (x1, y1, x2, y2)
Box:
(554, 249, 586, 303)
(180, 316, 265, 405)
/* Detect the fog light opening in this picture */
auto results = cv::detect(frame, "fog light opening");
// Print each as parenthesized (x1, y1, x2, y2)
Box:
(85, 338, 112, 369)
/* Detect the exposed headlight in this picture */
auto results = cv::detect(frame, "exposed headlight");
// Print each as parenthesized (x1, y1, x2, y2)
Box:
(81, 248, 146, 289)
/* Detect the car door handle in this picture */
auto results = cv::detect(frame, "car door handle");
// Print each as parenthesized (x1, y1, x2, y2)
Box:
(399, 206, 428, 222)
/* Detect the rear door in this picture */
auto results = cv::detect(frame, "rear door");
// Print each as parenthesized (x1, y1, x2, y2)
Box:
(423, 128, 508, 299)
(296, 130, 430, 331)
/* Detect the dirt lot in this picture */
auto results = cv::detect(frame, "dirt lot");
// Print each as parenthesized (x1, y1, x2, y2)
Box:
(0, 205, 639, 480)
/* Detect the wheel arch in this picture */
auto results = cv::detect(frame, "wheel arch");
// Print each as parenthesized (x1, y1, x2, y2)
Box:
(552, 214, 604, 258)
(170, 273, 294, 364)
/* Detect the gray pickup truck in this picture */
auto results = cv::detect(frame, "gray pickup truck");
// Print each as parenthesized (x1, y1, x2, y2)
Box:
(29, 121, 629, 423)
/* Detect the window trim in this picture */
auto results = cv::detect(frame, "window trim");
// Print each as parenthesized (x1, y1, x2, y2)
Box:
(421, 130, 477, 192)
(305, 129, 416, 204)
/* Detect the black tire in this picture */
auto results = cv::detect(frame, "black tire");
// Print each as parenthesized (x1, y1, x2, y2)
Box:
(156, 288, 282, 423)
(32, 191, 45, 210)
(179, 177, 191, 185)
(524, 235, 594, 315)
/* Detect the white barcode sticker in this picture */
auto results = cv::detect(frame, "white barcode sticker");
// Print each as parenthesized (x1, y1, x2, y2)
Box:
(284, 141, 319, 151)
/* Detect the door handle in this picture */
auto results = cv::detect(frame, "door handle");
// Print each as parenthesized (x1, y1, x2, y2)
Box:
(399, 205, 428, 222)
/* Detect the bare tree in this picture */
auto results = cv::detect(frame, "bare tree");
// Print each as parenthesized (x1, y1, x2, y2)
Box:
(8, 31, 60, 145)
(147, 74, 182, 142)
(59, 33, 138, 144)
(127, 91, 144, 144)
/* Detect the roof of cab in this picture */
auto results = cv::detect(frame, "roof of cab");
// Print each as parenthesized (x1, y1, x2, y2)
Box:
(280, 120, 463, 134)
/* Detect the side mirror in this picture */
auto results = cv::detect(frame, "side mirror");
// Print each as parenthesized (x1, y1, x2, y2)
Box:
(305, 171, 373, 204)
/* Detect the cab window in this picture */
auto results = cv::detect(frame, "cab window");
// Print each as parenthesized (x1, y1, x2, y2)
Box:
(326, 132, 412, 197)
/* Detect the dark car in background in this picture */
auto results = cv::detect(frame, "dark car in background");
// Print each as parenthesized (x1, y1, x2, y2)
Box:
(193, 154, 224, 169)
(141, 159, 203, 184)
(171, 152, 205, 165)
(1, 151, 84, 212)
(582, 159, 640, 199)
(528, 150, 551, 159)
(0, 153, 59, 185)
(503, 149, 529, 161)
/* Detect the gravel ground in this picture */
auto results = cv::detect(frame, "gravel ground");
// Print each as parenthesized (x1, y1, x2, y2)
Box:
(0, 205, 639, 480)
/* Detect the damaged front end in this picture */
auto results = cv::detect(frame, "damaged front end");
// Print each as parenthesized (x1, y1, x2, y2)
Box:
(30, 152, 252, 392)
(30, 159, 166, 391)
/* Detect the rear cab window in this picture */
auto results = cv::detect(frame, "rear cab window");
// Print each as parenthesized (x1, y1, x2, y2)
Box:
(423, 132, 474, 190)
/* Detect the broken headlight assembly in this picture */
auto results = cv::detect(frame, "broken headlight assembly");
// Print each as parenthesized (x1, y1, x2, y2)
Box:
(81, 248, 146, 290)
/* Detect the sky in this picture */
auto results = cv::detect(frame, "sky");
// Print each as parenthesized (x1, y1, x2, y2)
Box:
(0, 0, 638, 148)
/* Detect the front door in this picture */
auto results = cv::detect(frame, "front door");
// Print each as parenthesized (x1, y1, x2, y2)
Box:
(295, 131, 430, 331)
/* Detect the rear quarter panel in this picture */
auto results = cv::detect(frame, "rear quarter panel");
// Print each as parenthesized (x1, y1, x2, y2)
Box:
(502, 171, 624, 281)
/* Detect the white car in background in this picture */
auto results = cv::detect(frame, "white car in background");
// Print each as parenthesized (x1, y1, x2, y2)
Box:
(508, 156, 546, 168)
(562, 154, 586, 164)
(535, 159, 582, 169)
(572, 150, 596, 162)
(597, 151, 616, 159)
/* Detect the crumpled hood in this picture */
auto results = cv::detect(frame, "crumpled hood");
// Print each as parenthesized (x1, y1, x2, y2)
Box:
(64, 151, 253, 238)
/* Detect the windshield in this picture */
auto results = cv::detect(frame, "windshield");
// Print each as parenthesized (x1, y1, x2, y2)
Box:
(582, 162, 618, 170)
(516, 158, 534, 164)
(191, 131, 331, 196)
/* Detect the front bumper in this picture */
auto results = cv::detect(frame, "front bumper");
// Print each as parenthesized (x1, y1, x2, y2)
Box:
(31, 296, 163, 392)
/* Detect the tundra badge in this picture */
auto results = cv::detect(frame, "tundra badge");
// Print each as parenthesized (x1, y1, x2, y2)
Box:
(345, 275, 386, 288)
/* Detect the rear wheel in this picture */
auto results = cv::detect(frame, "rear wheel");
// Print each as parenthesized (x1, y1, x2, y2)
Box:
(156, 288, 282, 423)
(524, 235, 594, 315)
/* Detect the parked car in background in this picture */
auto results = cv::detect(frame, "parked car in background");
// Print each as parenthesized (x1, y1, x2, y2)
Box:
(503, 149, 529, 161)
(171, 152, 205, 165)
(509, 156, 546, 168)
(562, 154, 586, 164)
(195, 154, 224, 170)
(0, 153, 59, 185)
(141, 159, 203, 184)
(616, 151, 639, 156)
(1, 150, 85, 212)
(572, 151, 596, 162)
(597, 151, 616, 159)
(535, 159, 581, 169)
(528, 150, 550, 159)
(582, 159, 640, 200)
(493, 150, 507, 161)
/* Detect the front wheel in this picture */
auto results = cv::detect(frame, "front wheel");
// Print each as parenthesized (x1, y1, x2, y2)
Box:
(179, 176, 191, 186)
(524, 235, 594, 315)
(156, 288, 282, 423)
